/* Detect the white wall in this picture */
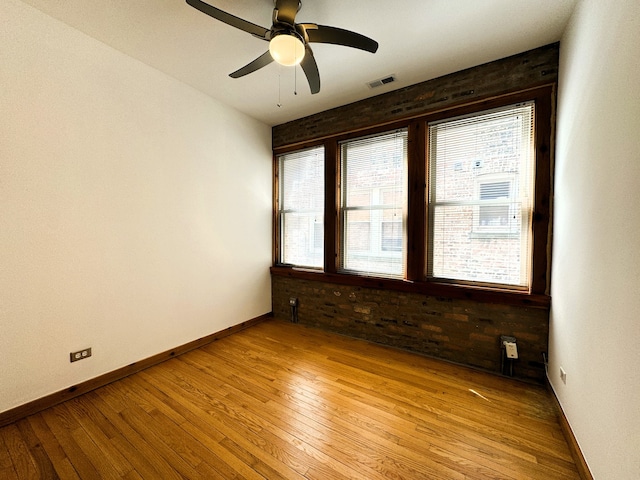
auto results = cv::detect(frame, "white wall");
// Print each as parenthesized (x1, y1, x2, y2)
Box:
(550, 0, 640, 478)
(0, 0, 272, 413)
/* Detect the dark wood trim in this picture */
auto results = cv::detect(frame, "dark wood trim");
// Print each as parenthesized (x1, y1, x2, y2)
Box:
(0, 313, 272, 429)
(271, 266, 550, 308)
(272, 138, 327, 156)
(406, 121, 426, 281)
(531, 86, 553, 295)
(272, 154, 280, 264)
(324, 139, 338, 273)
(273, 119, 414, 156)
(548, 383, 594, 480)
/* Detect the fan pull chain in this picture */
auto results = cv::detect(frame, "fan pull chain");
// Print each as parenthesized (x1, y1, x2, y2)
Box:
(294, 64, 298, 96)
(277, 65, 282, 108)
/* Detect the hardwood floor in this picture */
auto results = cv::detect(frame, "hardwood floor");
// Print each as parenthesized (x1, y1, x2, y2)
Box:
(1, 319, 580, 479)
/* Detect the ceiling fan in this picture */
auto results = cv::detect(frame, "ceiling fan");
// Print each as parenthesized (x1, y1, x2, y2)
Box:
(186, 0, 379, 94)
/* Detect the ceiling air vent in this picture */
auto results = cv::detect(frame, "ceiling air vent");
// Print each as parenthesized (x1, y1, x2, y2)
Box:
(367, 74, 396, 89)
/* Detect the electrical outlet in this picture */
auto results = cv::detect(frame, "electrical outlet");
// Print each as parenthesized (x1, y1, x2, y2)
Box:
(560, 366, 567, 384)
(70, 348, 92, 363)
(504, 342, 518, 359)
(500, 335, 518, 359)
(289, 297, 298, 306)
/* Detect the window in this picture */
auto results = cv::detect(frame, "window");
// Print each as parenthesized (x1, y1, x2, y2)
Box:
(272, 87, 551, 300)
(277, 146, 324, 268)
(340, 130, 408, 277)
(427, 102, 534, 288)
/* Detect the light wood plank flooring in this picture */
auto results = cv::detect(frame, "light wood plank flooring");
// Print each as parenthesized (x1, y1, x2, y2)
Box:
(1, 319, 580, 479)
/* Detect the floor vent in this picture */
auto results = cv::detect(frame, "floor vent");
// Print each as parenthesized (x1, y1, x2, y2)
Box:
(367, 74, 396, 89)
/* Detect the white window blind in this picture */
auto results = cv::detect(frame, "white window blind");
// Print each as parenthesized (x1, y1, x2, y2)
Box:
(278, 146, 324, 268)
(428, 102, 535, 288)
(340, 129, 408, 277)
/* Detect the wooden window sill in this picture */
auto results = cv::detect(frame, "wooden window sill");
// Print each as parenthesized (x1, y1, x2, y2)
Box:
(270, 265, 550, 309)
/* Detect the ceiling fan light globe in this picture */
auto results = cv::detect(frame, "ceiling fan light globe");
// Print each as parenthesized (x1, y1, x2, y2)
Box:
(269, 33, 305, 66)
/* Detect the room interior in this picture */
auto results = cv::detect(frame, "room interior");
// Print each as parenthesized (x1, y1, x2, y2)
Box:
(1, 0, 638, 478)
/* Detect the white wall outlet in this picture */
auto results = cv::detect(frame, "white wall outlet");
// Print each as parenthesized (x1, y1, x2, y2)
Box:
(560, 367, 567, 384)
(504, 341, 518, 359)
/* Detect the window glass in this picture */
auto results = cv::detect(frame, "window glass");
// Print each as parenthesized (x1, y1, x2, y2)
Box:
(381, 221, 403, 251)
(427, 102, 535, 288)
(278, 146, 324, 268)
(340, 130, 408, 277)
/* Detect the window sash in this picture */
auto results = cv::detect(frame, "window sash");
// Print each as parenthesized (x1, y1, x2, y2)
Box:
(427, 102, 535, 289)
(339, 129, 408, 278)
(278, 146, 324, 268)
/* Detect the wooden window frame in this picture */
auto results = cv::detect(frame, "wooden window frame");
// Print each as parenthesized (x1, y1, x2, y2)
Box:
(272, 86, 553, 308)
(338, 128, 409, 279)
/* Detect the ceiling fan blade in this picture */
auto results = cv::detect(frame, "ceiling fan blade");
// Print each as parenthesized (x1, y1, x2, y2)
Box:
(274, 0, 300, 25)
(186, 0, 269, 38)
(302, 24, 378, 53)
(300, 46, 320, 94)
(229, 51, 274, 78)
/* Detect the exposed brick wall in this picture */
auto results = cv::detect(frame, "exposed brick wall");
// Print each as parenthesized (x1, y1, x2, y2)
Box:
(271, 44, 558, 383)
(273, 43, 559, 148)
(272, 275, 549, 382)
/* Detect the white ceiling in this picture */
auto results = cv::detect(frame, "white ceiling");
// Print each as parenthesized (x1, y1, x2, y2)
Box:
(20, 0, 577, 126)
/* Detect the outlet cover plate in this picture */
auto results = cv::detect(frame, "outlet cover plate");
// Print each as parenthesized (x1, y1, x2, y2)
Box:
(70, 348, 92, 363)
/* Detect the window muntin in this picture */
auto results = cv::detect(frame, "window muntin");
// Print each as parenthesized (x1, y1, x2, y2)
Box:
(278, 146, 324, 268)
(340, 130, 408, 277)
(427, 102, 535, 288)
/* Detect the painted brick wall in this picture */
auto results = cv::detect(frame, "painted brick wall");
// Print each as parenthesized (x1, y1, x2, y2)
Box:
(272, 275, 549, 382)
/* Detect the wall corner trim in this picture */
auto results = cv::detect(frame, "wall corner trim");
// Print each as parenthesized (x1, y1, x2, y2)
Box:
(0, 313, 273, 428)
(547, 381, 594, 480)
